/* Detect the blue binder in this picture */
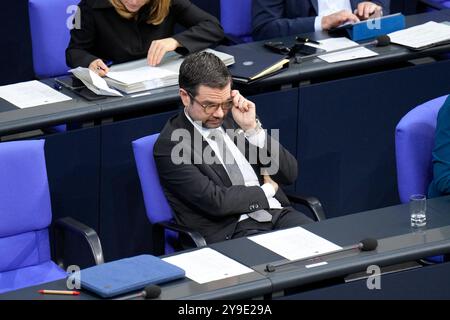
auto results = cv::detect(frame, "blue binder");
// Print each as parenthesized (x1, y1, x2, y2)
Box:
(80, 255, 185, 298)
(330, 13, 406, 41)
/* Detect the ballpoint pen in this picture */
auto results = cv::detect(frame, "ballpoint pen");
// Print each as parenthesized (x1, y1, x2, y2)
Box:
(296, 37, 321, 45)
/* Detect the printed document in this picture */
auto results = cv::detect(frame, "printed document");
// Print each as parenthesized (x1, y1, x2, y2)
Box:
(388, 21, 450, 50)
(162, 248, 253, 284)
(0, 80, 72, 109)
(306, 37, 378, 63)
(248, 227, 342, 261)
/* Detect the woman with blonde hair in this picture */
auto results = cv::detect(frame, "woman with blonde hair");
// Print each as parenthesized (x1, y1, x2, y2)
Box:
(66, 0, 224, 76)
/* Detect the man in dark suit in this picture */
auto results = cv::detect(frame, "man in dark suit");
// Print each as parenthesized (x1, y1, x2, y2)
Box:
(154, 52, 312, 244)
(252, 0, 390, 40)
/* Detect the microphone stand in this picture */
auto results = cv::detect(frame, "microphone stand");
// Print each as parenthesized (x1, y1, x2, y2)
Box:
(265, 243, 362, 272)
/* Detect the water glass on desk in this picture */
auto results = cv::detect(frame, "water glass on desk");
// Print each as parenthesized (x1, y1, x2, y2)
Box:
(410, 194, 427, 227)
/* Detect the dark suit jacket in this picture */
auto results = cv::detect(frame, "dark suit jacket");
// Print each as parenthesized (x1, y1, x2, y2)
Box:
(154, 112, 298, 243)
(66, 0, 224, 68)
(252, 0, 390, 40)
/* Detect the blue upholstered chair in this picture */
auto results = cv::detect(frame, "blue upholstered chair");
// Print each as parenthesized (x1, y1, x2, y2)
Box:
(395, 95, 448, 203)
(420, 0, 450, 10)
(220, 0, 253, 43)
(133, 133, 326, 255)
(28, 0, 79, 78)
(395, 95, 449, 263)
(132, 134, 207, 255)
(0, 140, 104, 294)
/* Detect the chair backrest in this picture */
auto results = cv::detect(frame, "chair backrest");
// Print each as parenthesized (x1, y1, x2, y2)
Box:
(28, 0, 79, 78)
(132, 134, 177, 253)
(395, 95, 448, 203)
(0, 140, 53, 272)
(220, 0, 253, 43)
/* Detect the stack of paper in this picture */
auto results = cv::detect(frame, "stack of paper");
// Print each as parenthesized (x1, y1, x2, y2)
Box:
(97, 49, 234, 95)
(70, 67, 123, 96)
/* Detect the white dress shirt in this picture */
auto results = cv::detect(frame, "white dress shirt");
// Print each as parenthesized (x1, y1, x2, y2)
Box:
(314, 0, 353, 31)
(184, 111, 283, 221)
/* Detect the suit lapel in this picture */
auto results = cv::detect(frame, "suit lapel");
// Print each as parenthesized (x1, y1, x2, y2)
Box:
(177, 112, 232, 187)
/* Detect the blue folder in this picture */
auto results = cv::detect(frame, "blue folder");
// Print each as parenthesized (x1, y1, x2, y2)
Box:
(329, 13, 406, 41)
(80, 255, 185, 298)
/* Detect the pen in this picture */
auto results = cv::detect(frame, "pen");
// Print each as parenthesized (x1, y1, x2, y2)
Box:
(38, 289, 80, 295)
(296, 37, 320, 45)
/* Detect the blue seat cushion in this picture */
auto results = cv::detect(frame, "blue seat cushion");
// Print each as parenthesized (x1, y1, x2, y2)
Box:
(0, 261, 67, 294)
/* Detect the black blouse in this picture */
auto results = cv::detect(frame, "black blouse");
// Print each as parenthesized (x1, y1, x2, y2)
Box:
(66, 0, 224, 67)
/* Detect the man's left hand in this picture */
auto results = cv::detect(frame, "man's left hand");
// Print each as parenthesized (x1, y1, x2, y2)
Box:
(355, 2, 382, 20)
(231, 90, 257, 131)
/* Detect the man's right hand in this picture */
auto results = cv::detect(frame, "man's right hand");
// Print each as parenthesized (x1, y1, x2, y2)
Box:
(263, 174, 279, 193)
(321, 10, 360, 31)
(88, 58, 109, 77)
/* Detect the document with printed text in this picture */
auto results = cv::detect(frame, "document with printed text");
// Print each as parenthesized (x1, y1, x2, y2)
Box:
(388, 21, 450, 50)
(248, 227, 342, 261)
(162, 248, 253, 284)
(0, 80, 72, 109)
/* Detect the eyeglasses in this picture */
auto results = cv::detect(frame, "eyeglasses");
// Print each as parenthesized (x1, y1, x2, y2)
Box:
(187, 92, 234, 115)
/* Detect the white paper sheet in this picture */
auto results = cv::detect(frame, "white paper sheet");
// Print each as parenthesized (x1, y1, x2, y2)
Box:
(388, 21, 450, 49)
(162, 248, 253, 284)
(70, 67, 123, 97)
(248, 227, 342, 261)
(0, 80, 72, 109)
(306, 37, 378, 63)
(107, 66, 176, 85)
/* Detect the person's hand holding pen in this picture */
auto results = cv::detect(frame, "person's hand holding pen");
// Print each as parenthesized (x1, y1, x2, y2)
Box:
(147, 37, 181, 66)
(89, 58, 110, 77)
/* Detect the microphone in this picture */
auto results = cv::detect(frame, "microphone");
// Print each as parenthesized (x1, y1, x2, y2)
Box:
(114, 284, 161, 300)
(295, 35, 391, 63)
(265, 238, 378, 272)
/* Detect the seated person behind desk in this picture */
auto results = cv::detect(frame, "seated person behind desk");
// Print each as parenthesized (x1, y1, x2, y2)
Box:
(154, 52, 312, 244)
(429, 97, 450, 198)
(66, 0, 224, 76)
(252, 0, 390, 41)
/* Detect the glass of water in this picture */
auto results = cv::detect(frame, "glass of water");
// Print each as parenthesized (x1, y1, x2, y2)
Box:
(410, 194, 427, 227)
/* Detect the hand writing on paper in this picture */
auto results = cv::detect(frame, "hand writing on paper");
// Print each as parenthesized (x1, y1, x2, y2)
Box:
(88, 58, 109, 77)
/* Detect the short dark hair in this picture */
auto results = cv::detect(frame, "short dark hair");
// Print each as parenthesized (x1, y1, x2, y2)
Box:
(179, 51, 232, 97)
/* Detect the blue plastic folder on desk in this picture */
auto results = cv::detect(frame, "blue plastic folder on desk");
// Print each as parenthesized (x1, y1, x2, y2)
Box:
(330, 13, 406, 41)
(80, 255, 185, 298)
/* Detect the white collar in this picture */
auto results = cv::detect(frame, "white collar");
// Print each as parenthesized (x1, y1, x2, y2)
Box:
(184, 109, 225, 139)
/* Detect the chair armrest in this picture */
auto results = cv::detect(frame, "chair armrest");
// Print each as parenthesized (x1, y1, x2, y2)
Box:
(54, 217, 104, 267)
(286, 193, 326, 221)
(155, 221, 207, 248)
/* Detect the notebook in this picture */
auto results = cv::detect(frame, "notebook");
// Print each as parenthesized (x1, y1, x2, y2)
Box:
(216, 45, 289, 84)
(80, 254, 185, 298)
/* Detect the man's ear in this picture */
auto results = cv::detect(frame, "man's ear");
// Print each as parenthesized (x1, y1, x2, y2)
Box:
(179, 89, 190, 108)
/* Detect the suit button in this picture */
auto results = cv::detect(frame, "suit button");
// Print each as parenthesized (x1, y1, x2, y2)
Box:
(225, 235, 230, 240)
(255, 204, 259, 209)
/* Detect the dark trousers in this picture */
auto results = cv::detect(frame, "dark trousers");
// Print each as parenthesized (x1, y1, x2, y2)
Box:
(232, 206, 313, 239)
